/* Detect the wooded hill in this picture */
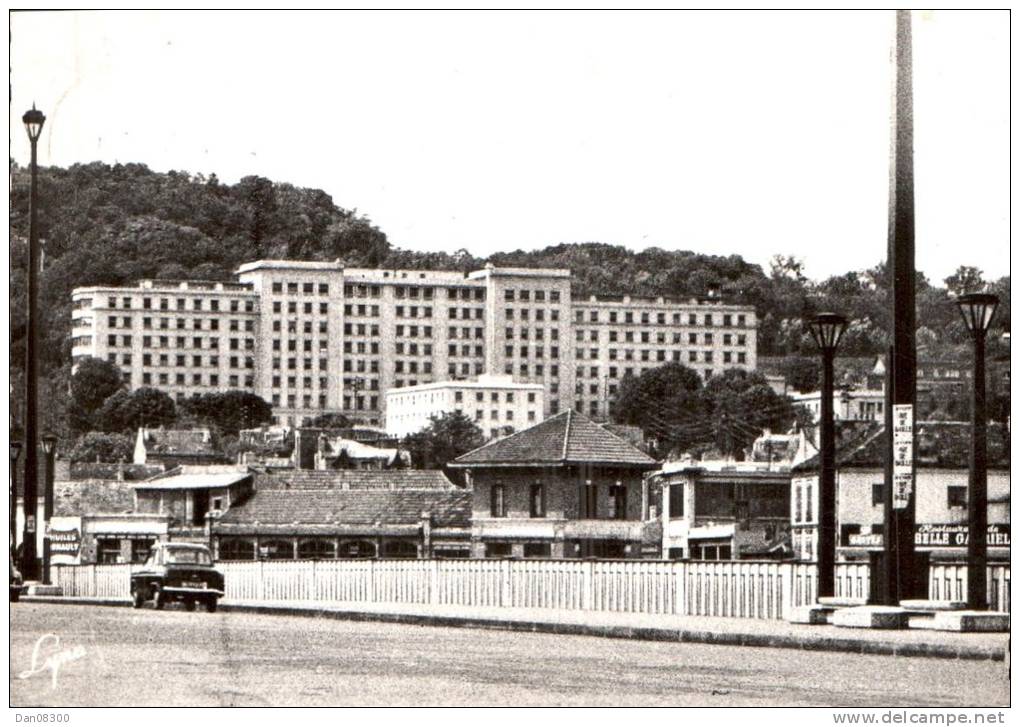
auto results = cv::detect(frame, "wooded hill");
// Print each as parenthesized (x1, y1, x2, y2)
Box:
(9, 161, 1010, 435)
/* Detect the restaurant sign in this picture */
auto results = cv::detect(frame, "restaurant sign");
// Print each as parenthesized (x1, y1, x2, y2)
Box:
(914, 523, 1010, 548)
(844, 524, 1010, 549)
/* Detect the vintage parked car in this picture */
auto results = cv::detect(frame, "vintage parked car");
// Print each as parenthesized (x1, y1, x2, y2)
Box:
(131, 542, 224, 612)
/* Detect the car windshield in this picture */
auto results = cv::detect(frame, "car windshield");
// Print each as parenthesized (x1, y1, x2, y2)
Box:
(164, 547, 212, 565)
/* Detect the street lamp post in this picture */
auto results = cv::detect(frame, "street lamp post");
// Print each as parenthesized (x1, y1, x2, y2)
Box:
(955, 292, 999, 611)
(10, 441, 22, 558)
(808, 312, 848, 599)
(21, 105, 46, 581)
(41, 433, 58, 585)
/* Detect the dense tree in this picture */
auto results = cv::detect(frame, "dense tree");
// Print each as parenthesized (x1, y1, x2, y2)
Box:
(777, 355, 821, 394)
(69, 357, 124, 432)
(95, 388, 177, 433)
(7, 160, 1010, 428)
(401, 411, 485, 471)
(944, 266, 986, 296)
(610, 363, 708, 457)
(69, 431, 135, 463)
(611, 364, 800, 459)
(701, 369, 799, 458)
(307, 412, 354, 429)
(178, 391, 273, 435)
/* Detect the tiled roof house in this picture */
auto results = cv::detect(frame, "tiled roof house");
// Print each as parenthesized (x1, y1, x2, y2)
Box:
(210, 469, 471, 560)
(451, 410, 660, 560)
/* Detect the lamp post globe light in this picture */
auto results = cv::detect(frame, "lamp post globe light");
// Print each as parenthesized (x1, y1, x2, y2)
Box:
(955, 292, 999, 610)
(21, 104, 46, 581)
(807, 312, 848, 599)
(10, 441, 22, 558)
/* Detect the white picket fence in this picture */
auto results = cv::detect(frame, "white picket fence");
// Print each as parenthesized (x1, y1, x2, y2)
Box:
(929, 563, 1011, 612)
(52, 558, 893, 620)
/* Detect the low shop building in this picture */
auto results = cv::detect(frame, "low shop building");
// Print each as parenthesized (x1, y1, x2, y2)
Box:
(211, 469, 471, 559)
(450, 410, 659, 559)
(132, 465, 255, 543)
(43, 478, 169, 566)
(791, 421, 1010, 563)
(655, 461, 792, 560)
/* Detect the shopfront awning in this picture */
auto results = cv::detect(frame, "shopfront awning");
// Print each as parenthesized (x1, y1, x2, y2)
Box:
(134, 471, 250, 490)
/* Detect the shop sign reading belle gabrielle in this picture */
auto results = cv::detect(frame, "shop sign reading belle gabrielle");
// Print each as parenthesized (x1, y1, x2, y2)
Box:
(914, 523, 1010, 548)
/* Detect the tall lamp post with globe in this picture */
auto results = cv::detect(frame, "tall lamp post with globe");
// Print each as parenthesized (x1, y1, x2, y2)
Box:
(807, 312, 848, 599)
(954, 292, 999, 610)
(21, 105, 46, 581)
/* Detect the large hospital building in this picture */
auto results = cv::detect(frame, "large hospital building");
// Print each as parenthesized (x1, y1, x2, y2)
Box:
(72, 261, 757, 428)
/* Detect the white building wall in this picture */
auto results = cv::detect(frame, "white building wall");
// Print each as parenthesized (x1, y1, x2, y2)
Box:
(74, 261, 759, 429)
(386, 376, 545, 440)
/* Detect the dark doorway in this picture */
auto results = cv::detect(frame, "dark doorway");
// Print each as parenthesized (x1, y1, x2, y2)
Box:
(192, 489, 210, 526)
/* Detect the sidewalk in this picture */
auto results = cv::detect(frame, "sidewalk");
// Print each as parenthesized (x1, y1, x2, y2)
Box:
(22, 595, 1008, 662)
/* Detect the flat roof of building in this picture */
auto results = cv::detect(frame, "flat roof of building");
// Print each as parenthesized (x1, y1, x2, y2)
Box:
(386, 376, 545, 395)
(467, 266, 571, 280)
(236, 260, 344, 274)
(344, 268, 478, 283)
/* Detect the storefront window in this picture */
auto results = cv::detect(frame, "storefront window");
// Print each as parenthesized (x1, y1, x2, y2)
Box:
(261, 540, 295, 560)
(382, 541, 418, 559)
(219, 539, 256, 561)
(131, 539, 156, 564)
(298, 539, 336, 560)
(97, 538, 122, 564)
(338, 540, 376, 559)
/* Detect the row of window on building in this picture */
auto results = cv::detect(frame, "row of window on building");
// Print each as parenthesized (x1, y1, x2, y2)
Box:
(98, 296, 256, 313)
(575, 329, 748, 347)
(271, 301, 330, 315)
(573, 309, 748, 327)
(792, 483, 970, 524)
(576, 349, 747, 366)
(487, 482, 630, 519)
(105, 335, 255, 351)
(270, 281, 331, 295)
(106, 316, 257, 332)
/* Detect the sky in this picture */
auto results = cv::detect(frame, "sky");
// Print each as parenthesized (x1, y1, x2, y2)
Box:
(8, 10, 1010, 284)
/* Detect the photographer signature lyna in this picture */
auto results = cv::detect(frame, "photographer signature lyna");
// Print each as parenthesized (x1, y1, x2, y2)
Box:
(18, 633, 86, 690)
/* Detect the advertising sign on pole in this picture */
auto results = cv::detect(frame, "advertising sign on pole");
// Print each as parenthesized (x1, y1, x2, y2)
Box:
(892, 404, 914, 509)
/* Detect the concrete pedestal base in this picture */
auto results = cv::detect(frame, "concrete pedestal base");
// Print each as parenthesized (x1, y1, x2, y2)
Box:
(787, 604, 831, 625)
(831, 605, 910, 629)
(929, 611, 1010, 633)
(818, 596, 868, 608)
(25, 584, 64, 597)
(900, 599, 967, 612)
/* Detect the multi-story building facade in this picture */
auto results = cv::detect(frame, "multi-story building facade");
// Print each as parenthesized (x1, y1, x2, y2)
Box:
(790, 422, 1010, 563)
(72, 261, 758, 427)
(386, 375, 545, 440)
(71, 279, 259, 394)
(655, 461, 791, 560)
(570, 293, 757, 419)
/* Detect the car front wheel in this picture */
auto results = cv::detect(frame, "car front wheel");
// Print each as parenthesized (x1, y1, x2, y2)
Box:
(152, 585, 165, 610)
(205, 597, 218, 613)
(132, 587, 145, 609)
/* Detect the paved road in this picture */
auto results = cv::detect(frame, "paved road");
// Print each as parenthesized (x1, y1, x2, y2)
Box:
(9, 602, 1009, 707)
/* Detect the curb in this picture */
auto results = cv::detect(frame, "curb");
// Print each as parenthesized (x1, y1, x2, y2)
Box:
(19, 596, 1005, 662)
